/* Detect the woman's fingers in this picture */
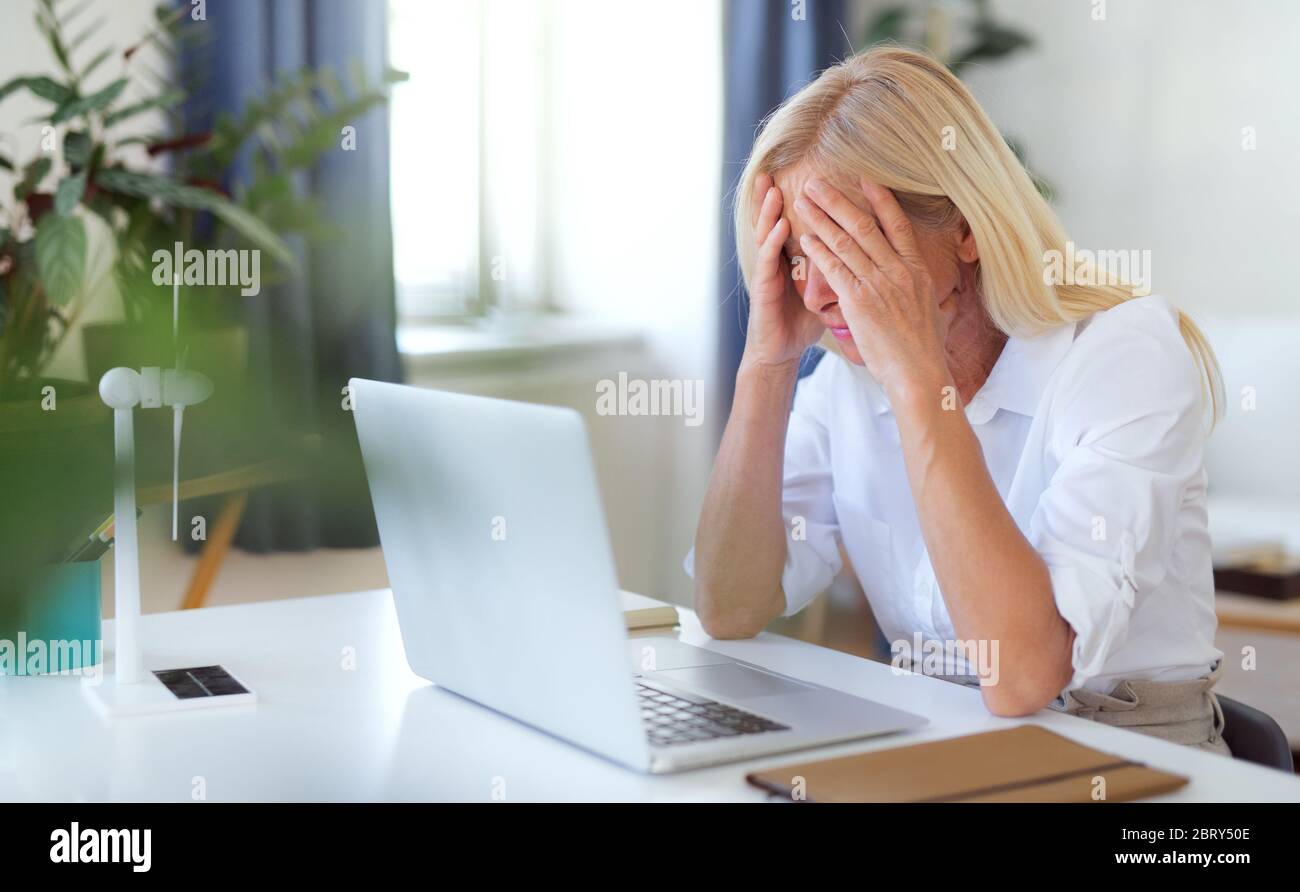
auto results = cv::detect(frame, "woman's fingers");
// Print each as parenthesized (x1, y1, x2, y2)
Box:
(794, 191, 875, 282)
(803, 179, 909, 283)
(860, 178, 922, 260)
(754, 184, 783, 247)
(799, 232, 861, 306)
(750, 172, 774, 229)
(757, 216, 789, 275)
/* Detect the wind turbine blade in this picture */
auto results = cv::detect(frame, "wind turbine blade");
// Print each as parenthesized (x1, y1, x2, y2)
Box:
(172, 405, 183, 541)
(173, 274, 180, 360)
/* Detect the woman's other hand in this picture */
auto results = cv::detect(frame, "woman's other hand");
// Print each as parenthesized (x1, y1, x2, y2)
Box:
(741, 173, 826, 372)
(795, 177, 954, 399)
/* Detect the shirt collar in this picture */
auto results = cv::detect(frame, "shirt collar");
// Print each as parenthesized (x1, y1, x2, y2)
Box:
(977, 321, 1077, 418)
(849, 321, 1077, 420)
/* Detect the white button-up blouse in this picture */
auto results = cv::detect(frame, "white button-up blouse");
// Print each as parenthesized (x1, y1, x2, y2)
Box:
(688, 295, 1222, 695)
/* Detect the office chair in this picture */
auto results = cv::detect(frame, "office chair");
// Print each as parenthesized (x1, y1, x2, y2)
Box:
(1218, 695, 1294, 772)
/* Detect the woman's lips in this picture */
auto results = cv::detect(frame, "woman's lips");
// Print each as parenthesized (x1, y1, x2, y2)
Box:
(829, 326, 853, 342)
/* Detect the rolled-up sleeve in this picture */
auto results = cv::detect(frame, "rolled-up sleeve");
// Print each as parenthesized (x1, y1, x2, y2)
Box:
(1028, 322, 1206, 690)
(683, 356, 842, 617)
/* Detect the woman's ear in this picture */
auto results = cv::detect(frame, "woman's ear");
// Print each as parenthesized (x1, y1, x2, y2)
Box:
(955, 218, 979, 264)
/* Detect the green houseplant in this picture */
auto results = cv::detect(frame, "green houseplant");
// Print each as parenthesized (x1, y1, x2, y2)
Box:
(1, 0, 405, 393)
(0, 0, 404, 639)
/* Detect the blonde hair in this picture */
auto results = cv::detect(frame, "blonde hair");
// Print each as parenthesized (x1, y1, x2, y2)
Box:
(735, 45, 1222, 421)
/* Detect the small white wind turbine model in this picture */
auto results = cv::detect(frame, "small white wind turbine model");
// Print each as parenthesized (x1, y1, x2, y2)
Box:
(84, 276, 256, 717)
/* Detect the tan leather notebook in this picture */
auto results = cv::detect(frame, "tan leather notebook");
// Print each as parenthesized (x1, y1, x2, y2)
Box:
(619, 590, 680, 632)
(746, 725, 1189, 803)
(624, 605, 681, 631)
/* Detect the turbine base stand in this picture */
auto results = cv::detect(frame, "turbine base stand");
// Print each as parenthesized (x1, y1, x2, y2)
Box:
(83, 663, 256, 718)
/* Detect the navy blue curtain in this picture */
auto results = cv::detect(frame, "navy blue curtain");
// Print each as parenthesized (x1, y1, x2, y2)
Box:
(717, 0, 848, 417)
(180, 0, 402, 550)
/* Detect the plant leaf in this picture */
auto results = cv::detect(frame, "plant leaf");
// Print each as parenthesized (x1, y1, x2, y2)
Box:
(63, 130, 91, 166)
(54, 170, 87, 216)
(26, 75, 75, 104)
(103, 87, 183, 126)
(68, 17, 108, 53)
(863, 6, 909, 46)
(94, 167, 218, 204)
(15, 156, 53, 200)
(0, 75, 74, 105)
(50, 77, 127, 124)
(36, 7, 74, 76)
(35, 212, 87, 305)
(200, 64, 400, 176)
(94, 168, 295, 269)
(79, 46, 115, 80)
(949, 23, 1034, 71)
(210, 202, 297, 269)
(59, 0, 96, 27)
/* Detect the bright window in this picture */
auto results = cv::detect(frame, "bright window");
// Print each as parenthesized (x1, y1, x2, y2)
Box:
(388, 0, 548, 320)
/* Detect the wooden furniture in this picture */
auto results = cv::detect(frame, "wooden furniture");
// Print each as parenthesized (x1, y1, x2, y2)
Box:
(1216, 591, 1300, 635)
(137, 450, 316, 611)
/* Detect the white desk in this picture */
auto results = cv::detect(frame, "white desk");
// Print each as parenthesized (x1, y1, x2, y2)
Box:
(3, 589, 1298, 802)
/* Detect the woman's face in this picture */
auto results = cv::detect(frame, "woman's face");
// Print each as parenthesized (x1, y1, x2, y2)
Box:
(772, 162, 980, 366)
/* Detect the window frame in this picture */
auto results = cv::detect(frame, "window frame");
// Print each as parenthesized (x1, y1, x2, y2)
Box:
(388, 0, 555, 324)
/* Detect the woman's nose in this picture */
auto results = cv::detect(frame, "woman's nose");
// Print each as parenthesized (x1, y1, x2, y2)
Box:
(802, 264, 838, 314)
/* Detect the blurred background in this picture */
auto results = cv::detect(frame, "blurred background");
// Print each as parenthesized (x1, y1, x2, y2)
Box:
(2, 1, 1297, 750)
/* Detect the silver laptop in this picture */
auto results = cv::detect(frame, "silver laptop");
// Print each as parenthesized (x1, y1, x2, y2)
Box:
(350, 378, 926, 773)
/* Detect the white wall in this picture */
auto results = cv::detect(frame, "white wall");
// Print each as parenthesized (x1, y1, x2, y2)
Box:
(946, 0, 1300, 506)
(545, 0, 723, 603)
(951, 0, 1300, 317)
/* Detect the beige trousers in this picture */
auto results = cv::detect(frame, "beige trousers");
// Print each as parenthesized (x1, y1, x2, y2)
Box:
(1054, 661, 1231, 756)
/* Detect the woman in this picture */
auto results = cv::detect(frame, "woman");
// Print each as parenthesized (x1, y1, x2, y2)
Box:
(689, 47, 1227, 752)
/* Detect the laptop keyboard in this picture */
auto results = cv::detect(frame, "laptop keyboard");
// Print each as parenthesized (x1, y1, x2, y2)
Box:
(636, 682, 789, 747)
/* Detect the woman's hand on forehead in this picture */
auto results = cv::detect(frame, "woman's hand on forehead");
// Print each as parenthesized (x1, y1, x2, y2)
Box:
(794, 176, 951, 396)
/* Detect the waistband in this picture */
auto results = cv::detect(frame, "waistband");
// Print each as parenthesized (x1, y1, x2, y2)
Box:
(1053, 661, 1227, 753)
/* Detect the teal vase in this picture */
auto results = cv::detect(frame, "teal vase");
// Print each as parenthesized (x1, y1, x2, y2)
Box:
(0, 562, 102, 675)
